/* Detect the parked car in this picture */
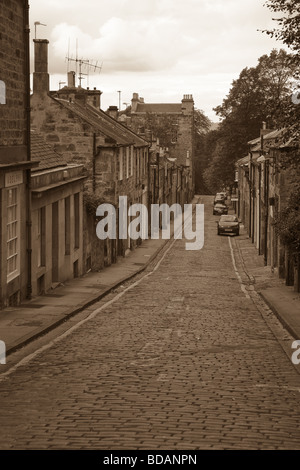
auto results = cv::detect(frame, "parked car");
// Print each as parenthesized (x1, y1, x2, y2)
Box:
(213, 203, 228, 215)
(218, 191, 227, 200)
(217, 215, 239, 236)
(214, 192, 227, 205)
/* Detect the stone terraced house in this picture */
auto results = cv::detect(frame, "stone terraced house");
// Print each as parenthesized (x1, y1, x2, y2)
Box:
(30, 39, 150, 272)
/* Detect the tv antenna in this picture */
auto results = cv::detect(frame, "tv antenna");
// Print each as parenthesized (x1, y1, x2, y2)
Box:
(65, 39, 103, 87)
(34, 21, 47, 39)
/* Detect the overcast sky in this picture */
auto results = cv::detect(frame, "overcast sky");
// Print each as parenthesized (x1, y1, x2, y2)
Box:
(29, 0, 286, 121)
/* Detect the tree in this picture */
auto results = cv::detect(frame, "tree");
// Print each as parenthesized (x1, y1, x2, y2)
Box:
(263, 0, 300, 59)
(144, 113, 175, 148)
(263, 0, 300, 140)
(215, 49, 294, 130)
(193, 111, 214, 194)
(274, 182, 300, 254)
(202, 49, 295, 192)
(144, 107, 210, 151)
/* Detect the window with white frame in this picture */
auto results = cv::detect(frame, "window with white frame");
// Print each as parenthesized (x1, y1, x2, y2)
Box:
(37, 207, 46, 267)
(122, 147, 126, 180)
(126, 147, 130, 179)
(130, 146, 134, 177)
(7, 187, 20, 281)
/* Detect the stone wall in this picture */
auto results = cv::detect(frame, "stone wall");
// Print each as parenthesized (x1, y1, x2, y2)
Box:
(0, 0, 27, 158)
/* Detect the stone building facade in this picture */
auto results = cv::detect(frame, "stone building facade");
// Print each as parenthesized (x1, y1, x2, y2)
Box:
(0, 0, 37, 307)
(30, 132, 85, 296)
(236, 128, 300, 292)
(30, 39, 150, 271)
(119, 93, 195, 201)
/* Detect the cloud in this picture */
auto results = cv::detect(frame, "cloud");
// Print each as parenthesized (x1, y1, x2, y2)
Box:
(51, 16, 194, 73)
(30, 0, 288, 120)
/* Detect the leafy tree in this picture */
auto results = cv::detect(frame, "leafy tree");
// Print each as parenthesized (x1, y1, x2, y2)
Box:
(195, 127, 219, 194)
(143, 107, 210, 151)
(215, 49, 294, 130)
(202, 49, 295, 192)
(144, 113, 175, 148)
(263, 0, 300, 141)
(274, 182, 300, 254)
(193, 109, 214, 194)
(263, 0, 300, 59)
(194, 108, 211, 135)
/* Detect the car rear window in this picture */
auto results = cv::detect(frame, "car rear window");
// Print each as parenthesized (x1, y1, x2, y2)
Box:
(220, 215, 238, 222)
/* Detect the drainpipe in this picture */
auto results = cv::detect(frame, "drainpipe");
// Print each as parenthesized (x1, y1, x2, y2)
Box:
(258, 165, 262, 255)
(264, 160, 269, 266)
(249, 152, 252, 238)
(147, 149, 151, 236)
(24, 0, 32, 299)
(92, 133, 96, 192)
(156, 152, 159, 204)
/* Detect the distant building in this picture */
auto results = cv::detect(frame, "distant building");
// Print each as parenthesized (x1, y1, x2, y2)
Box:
(119, 93, 195, 202)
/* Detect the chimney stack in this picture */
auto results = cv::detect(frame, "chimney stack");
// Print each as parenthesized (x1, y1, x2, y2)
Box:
(107, 105, 118, 120)
(131, 92, 139, 112)
(68, 71, 76, 88)
(181, 94, 194, 115)
(33, 39, 49, 94)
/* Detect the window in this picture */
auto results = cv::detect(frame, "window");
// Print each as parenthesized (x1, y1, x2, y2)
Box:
(65, 197, 70, 255)
(171, 126, 178, 143)
(116, 153, 120, 180)
(143, 150, 147, 175)
(118, 148, 123, 181)
(0, 81, 6, 104)
(74, 193, 80, 249)
(130, 146, 134, 177)
(122, 147, 126, 180)
(128, 147, 132, 177)
(126, 147, 130, 178)
(141, 150, 144, 177)
(37, 207, 46, 266)
(7, 187, 20, 281)
(144, 149, 148, 175)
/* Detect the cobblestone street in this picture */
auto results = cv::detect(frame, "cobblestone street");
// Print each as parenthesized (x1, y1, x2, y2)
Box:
(0, 196, 299, 450)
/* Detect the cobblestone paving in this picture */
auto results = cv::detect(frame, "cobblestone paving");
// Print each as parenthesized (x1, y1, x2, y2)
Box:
(0, 196, 299, 450)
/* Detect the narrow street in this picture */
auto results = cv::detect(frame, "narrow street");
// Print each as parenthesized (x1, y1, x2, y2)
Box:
(0, 196, 299, 450)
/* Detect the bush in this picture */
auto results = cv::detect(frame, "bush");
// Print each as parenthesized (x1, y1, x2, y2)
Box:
(274, 184, 300, 253)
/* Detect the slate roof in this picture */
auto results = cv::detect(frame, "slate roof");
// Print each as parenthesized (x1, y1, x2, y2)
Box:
(134, 103, 182, 114)
(53, 98, 149, 148)
(235, 155, 249, 166)
(248, 129, 286, 151)
(30, 131, 67, 171)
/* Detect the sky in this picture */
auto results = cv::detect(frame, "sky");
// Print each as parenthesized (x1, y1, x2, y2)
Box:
(28, 0, 286, 121)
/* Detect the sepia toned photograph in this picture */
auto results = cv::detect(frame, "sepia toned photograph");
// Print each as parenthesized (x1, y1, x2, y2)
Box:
(0, 0, 299, 455)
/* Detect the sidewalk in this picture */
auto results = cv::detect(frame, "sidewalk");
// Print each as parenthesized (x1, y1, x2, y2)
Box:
(0, 194, 200, 356)
(234, 224, 300, 340)
(0, 235, 169, 356)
